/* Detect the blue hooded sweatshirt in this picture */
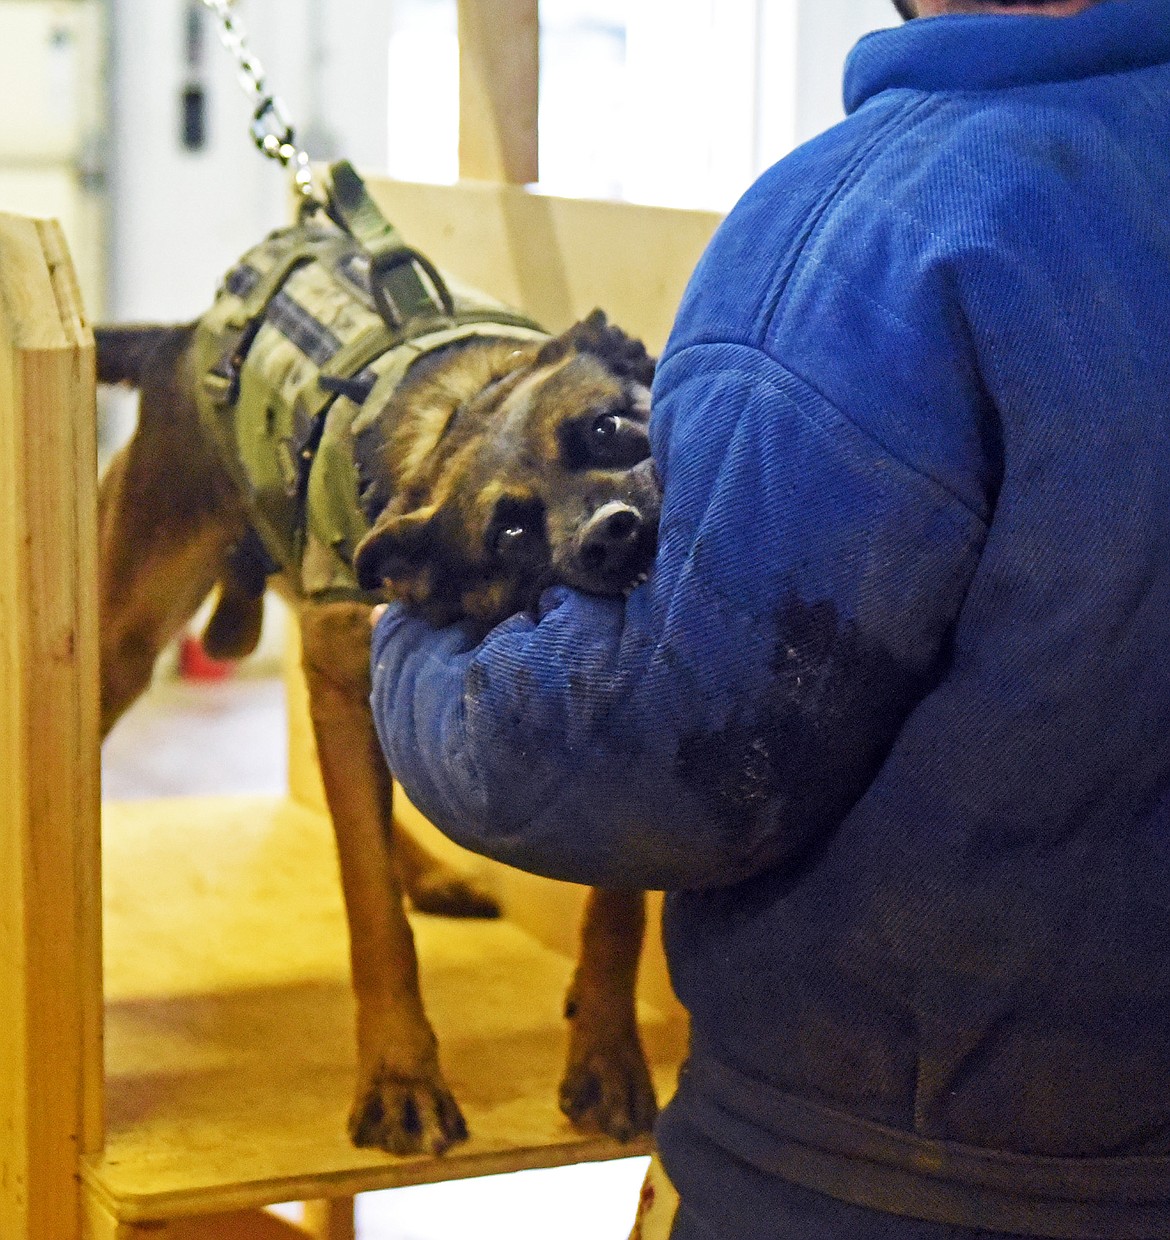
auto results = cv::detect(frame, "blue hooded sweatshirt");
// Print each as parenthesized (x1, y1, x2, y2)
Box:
(371, 1, 1170, 1234)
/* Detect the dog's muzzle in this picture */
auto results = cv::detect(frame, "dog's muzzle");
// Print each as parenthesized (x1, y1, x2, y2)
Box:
(574, 500, 657, 593)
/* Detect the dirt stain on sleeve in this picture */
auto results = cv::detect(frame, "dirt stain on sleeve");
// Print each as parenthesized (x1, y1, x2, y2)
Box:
(676, 595, 926, 844)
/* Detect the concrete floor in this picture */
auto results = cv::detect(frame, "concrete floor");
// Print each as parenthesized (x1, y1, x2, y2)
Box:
(102, 672, 648, 1239)
(101, 674, 288, 800)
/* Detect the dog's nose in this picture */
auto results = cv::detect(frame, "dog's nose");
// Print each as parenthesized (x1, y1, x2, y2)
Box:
(579, 502, 644, 578)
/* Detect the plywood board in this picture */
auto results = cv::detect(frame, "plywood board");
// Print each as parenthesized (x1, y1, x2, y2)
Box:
(87, 796, 685, 1225)
(84, 1197, 311, 1240)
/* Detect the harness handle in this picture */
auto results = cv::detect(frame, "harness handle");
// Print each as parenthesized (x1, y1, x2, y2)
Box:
(327, 161, 456, 331)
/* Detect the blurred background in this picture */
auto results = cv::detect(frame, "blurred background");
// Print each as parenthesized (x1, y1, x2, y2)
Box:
(4, 0, 894, 330)
(3, 2, 895, 1235)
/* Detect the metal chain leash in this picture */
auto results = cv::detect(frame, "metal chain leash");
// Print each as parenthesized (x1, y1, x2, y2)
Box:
(198, 0, 319, 202)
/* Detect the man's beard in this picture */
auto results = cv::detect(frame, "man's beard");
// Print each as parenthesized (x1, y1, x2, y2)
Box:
(891, 0, 916, 17)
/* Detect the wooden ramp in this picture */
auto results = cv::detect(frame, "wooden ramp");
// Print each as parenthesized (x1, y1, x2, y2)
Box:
(89, 797, 685, 1224)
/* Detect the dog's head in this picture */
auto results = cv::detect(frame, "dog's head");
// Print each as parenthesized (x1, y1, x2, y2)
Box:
(354, 310, 660, 627)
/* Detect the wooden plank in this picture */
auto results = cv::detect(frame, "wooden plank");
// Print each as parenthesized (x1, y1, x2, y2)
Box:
(84, 1196, 311, 1240)
(0, 214, 99, 1240)
(40, 216, 107, 1162)
(300, 1200, 355, 1240)
(457, 0, 540, 184)
(86, 796, 685, 1225)
(156, 1211, 312, 1240)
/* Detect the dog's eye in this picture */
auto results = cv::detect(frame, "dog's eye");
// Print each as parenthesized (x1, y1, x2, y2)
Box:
(589, 412, 649, 469)
(494, 524, 532, 558)
(559, 410, 650, 471)
(487, 497, 547, 563)
(592, 413, 620, 444)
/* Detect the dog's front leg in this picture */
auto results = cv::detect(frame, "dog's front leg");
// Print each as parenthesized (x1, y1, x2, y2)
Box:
(559, 888, 657, 1141)
(299, 601, 467, 1155)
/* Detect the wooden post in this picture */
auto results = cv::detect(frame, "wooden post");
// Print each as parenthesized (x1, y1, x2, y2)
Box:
(457, 0, 540, 184)
(0, 215, 101, 1240)
(301, 1200, 356, 1240)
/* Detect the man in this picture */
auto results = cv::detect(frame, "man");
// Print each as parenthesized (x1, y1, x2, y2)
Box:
(370, 0, 1170, 1235)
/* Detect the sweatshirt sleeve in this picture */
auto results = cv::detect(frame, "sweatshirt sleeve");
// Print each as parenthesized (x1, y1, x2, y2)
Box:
(370, 341, 988, 891)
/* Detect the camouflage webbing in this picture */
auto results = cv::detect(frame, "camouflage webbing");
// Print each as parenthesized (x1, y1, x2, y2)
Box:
(193, 201, 548, 602)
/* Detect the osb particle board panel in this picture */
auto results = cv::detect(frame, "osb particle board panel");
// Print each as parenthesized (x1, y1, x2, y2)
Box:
(88, 796, 686, 1223)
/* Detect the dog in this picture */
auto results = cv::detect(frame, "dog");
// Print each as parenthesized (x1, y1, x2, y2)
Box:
(96, 169, 661, 1156)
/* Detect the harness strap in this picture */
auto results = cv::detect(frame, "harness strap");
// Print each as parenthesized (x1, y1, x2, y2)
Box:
(226, 247, 316, 331)
(327, 160, 456, 330)
(204, 246, 320, 407)
(293, 320, 397, 426)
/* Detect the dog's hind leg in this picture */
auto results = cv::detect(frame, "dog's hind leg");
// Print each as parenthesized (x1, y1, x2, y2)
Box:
(299, 600, 468, 1155)
(97, 329, 249, 737)
(392, 820, 500, 919)
(559, 888, 658, 1141)
(99, 445, 245, 736)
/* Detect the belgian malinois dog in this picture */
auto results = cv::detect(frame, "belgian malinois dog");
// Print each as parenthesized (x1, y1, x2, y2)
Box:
(96, 194, 662, 1155)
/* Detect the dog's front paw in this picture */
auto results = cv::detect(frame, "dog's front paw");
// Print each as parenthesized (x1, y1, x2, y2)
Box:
(349, 1067, 469, 1155)
(559, 1034, 658, 1142)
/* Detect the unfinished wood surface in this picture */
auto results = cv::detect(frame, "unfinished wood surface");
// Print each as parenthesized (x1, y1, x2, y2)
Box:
(84, 1197, 314, 1240)
(0, 213, 100, 1240)
(86, 795, 685, 1225)
(365, 177, 722, 354)
(300, 1199, 355, 1240)
(457, 0, 539, 184)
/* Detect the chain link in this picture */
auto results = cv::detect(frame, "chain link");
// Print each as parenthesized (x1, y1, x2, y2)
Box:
(198, 0, 319, 201)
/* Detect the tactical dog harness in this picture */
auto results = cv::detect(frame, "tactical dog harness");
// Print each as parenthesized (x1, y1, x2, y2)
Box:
(193, 162, 549, 603)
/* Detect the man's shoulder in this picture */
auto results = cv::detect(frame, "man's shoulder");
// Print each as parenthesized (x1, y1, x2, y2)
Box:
(663, 94, 990, 351)
(846, 69, 1170, 236)
(667, 69, 1169, 360)
(784, 78, 1165, 288)
(664, 96, 936, 351)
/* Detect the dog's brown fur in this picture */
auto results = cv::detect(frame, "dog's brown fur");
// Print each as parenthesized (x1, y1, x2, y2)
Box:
(97, 308, 661, 1154)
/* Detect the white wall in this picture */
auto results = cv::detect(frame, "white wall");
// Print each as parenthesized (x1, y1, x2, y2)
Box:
(0, 0, 107, 314)
(620, 0, 898, 209)
(107, 0, 392, 322)
(794, 0, 898, 147)
(105, 0, 900, 316)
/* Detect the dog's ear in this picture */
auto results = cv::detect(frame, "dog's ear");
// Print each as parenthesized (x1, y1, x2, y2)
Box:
(536, 309, 656, 387)
(354, 504, 437, 591)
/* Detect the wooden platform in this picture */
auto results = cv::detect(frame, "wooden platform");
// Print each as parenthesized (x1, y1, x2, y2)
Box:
(86, 796, 686, 1225)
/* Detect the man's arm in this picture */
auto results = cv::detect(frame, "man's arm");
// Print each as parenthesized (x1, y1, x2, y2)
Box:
(371, 342, 987, 891)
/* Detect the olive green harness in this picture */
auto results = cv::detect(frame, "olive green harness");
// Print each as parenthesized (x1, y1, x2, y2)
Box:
(193, 162, 549, 603)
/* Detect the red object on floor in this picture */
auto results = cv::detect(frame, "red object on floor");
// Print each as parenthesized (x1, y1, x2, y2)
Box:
(178, 634, 235, 681)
